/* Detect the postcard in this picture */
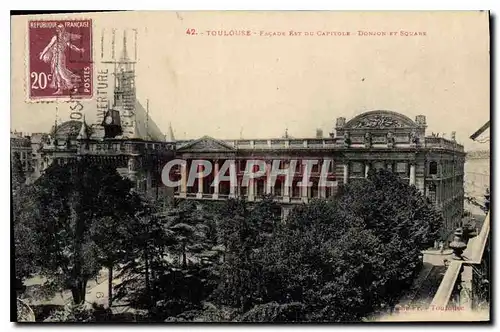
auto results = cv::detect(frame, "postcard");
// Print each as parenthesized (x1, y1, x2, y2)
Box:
(11, 11, 490, 323)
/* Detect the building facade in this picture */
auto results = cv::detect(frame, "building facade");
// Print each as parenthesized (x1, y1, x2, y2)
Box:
(10, 132, 33, 176)
(172, 110, 465, 233)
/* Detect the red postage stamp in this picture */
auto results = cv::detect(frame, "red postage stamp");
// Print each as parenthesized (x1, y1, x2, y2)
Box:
(28, 19, 93, 100)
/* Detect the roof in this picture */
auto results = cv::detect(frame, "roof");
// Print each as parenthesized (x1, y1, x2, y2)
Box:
(10, 132, 31, 147)
(343, 110, 419, 130)
(177, 136, 235, 152)
(52, 120, 82, 139)
(100, 100, 165, 141)
(30, 133, 48, 144)
(129, 100, 165, 141)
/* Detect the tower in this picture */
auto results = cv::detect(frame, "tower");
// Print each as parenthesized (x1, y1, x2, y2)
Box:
(113, 30, 136, 112)
(100, 29, 139, 139)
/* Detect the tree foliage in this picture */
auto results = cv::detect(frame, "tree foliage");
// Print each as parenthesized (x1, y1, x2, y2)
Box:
(44, 304, 95, 322)
(212, 169, 442, 321)
(14, 159, 140, 304)
(15, 164, 442, 322)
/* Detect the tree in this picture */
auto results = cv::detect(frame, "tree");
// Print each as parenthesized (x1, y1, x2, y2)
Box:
(247, 195, 281, 248)
(11, 151, 26, 196)
(89, 176, 144, 308)
(238, 302, 306, 322)
(13, 184, 40, 285)
(163, 200, 208, 268)
(238, 169, 442, 321)
(213, 197, 283, 313)
(113, 197, 177, 313)
(338, 169, 442, 250)
(44, 303, 95, 322)
(15, 159, 141, 304)
(114, 199, 222, 321)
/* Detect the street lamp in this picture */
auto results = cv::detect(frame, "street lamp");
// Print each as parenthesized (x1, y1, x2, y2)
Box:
(449, 227, 467, 260)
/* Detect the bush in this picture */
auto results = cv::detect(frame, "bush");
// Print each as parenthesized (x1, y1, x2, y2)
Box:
(238, 302, 306, 322)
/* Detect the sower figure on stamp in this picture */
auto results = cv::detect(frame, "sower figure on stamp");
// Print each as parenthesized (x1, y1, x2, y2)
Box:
(39, 24, 85, 95)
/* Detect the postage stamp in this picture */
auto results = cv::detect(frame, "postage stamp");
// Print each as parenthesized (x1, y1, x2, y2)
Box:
(28, 19, 93, 100)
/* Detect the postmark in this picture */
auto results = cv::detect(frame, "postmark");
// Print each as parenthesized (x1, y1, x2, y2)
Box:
(28, 19, 93, 101)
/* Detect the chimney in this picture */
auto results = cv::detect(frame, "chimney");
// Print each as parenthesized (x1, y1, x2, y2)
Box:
(316, 128, 323, 138)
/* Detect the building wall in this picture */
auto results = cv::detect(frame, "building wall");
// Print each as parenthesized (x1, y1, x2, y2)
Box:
(464, 155, 490, 215)
(11, 133, 33, 177)
(28, 110, 466, 238)
(173, 111, 465, 238)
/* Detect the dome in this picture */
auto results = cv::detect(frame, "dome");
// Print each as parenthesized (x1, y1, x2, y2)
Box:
(52, 120, 82, 139)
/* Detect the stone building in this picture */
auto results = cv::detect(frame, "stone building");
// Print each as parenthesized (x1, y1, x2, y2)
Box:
(10, 131, 33, 176)
(29, 33, 175, 200)
(173, 110, 465, 234)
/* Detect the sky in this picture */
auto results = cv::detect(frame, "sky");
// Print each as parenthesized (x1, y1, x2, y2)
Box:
(11, 11, 490, 151)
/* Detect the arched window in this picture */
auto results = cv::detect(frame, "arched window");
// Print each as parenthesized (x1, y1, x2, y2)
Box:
(429, 161, 438, 175)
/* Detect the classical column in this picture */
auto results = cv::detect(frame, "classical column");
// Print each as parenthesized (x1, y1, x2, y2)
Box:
(248, 179, 255, 201)
(283, 175, 290, 203)
(300, 160, 308, 201)
(266, 160, 272, 195)
(410, 163, 416, 186)
(196, 163, 203, 199)
(212, 160, 219, 199)
(319, 181, 326, 198)
(128, 157, 137, 182)
(180, 162, 187, 197)
(301, 173, 309, 203)
(343, 163, 349, 184)
(301, 185, 308, 202)
(229, 162, 236, 198)
(364, 163, 370, 178)
(146, 170, 152, 194)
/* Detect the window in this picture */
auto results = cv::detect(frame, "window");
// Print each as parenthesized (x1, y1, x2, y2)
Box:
(352, 162, 363, 175)
(396, 162, 407, 174)
(429, 161, 438, 175)
(325, 184, 334, 198)
(274, 180, 282, 196)
(256, 179, 265, 196)
(292, 180, 301, 197)
(311, 162, 319, 173)
(428, 184, 436, 203)
(322, 159, 335, 173)
(373, 162, 385, 170)
(239, 160, 247, 171)
(151, 173, 159, 188)
(311, 180, 319, 198)
(240, 185, 247, 197)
